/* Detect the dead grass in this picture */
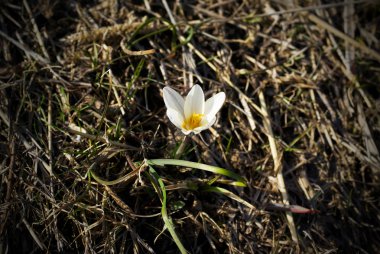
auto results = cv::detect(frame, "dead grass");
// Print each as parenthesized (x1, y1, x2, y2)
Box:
(1, 0, 380, 253)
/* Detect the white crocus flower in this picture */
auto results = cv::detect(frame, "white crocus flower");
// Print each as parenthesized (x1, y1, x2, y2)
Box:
(163, 85, 225, 135)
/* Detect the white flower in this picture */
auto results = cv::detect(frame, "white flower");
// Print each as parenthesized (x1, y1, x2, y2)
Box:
(163, 85, 226, 135)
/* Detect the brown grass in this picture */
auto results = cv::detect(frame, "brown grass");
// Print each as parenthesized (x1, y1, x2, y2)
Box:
(1, 0, 380, 253)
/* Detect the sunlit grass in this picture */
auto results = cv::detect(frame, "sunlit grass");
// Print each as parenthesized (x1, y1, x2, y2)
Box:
(1, 1, 378, 253)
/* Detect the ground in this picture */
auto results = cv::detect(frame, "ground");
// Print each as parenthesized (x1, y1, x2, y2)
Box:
(0, 0, 380, 253)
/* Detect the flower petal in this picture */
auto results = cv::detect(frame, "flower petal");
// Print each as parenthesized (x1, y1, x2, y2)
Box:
(181, 129, 192, 135)
(184, 85, 205, 119)
(166, 108, 184, 129)
(163, 87, 185, 116)
(192, 116, 216, 134)
(204, 92, 225, 120)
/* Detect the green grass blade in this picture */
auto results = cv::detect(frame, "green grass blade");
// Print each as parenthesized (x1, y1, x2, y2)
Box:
(127, 58, 145, 93)
(201, 186, 255, 210)
(148, 166, 188, 254)
(147, 159, 247, 187)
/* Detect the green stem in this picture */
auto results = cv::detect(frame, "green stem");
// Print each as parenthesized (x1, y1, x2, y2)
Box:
(175, 135, 187, 159)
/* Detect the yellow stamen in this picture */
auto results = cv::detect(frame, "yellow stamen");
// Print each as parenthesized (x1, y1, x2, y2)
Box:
(182, 113, 203, 130)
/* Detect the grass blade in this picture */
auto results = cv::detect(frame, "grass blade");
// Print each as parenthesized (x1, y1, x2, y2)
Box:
(147, 165, 188, 254)
(147, 159, 247, 187)
(201, 186, 255, 210)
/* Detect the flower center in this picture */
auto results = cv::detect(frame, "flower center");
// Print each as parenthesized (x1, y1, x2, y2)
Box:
(182, 113, 204, 130)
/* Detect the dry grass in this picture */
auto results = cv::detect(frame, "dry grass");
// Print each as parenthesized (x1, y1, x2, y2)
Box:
(1, 0, 380, 253)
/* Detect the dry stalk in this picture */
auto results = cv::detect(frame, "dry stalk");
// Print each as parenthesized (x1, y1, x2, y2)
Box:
(307, 13, 380, 62)
(258, 91, 299, 245)
(47, 87, 64, 251)
(0, 108, 15, 237)
(23, 0, 50, 61)
(22, 218, 47, 251)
